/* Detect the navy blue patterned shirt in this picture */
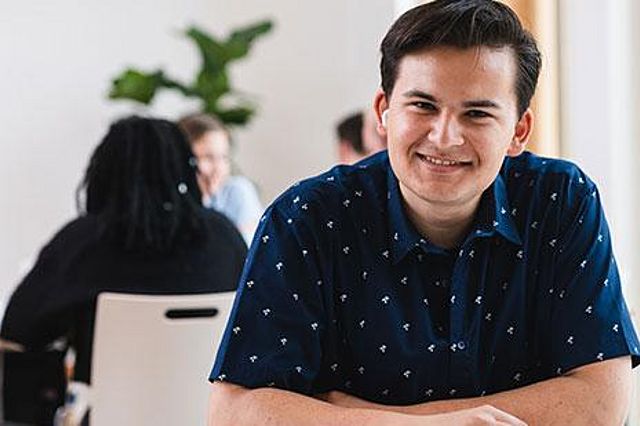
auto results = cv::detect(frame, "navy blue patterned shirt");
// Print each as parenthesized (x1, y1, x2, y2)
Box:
(211, 151, 640, 404)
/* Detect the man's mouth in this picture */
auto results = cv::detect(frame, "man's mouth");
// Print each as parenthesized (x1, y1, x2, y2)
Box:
(416, 153, 472, 167)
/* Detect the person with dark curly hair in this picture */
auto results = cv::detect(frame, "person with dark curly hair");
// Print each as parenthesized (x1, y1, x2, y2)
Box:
(2, 116, 247, 424)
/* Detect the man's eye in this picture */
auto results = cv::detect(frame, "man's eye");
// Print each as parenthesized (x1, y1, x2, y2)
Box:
(413, 102, 437, 111)
(466, 110, 491, 118)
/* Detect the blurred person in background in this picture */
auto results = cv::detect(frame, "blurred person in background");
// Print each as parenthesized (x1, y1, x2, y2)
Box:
(179, 113, 263, 245)
(336, 111, 366, 165)
(336, 110, 387, 165)
(1, 116, 247, 424)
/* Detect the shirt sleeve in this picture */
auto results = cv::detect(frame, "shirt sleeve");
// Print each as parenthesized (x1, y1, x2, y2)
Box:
(545, 186, 640, 375)
(209, 200, 341, 395)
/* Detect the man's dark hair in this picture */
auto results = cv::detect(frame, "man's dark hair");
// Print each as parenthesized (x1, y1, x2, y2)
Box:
(380, 0, 541, 117)
(336, 112, 365, 154)
(77, 116, 208, 252)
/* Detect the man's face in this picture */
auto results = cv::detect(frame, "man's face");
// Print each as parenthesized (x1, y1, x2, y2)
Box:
(375, 46, 532, 213)
(191, 130, 231, 197)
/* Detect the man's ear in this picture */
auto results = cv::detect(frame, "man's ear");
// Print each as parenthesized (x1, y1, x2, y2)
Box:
(506, 108, 534, 157)
(373, 88, 389, 137)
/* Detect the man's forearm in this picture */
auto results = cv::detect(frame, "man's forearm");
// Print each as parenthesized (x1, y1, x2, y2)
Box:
(209, 382, 423, 426)
(398, 373, 619, 424)
(327, 357, 633, 425)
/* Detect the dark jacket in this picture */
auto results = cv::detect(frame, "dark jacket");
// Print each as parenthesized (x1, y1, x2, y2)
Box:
(1, 211, 246, 423)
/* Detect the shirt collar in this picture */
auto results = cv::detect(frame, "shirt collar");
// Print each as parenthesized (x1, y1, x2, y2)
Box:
(386, 166, 522, 264)
(470, 173, 522, 247)
(386, 166, 447, 264)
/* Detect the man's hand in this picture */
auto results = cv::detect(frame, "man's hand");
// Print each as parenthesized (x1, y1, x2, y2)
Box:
(426, 405, 527, 425)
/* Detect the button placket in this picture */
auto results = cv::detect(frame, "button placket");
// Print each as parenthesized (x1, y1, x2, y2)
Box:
(449, 248, 471, 392)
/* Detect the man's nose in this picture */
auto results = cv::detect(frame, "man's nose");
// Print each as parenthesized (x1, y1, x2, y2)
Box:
(427, 114, 463, 147)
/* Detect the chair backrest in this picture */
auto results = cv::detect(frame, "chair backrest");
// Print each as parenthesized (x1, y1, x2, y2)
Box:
(90, 291, 236, 426)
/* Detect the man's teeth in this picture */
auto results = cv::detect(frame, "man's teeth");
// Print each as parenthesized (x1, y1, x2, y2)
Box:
(423, 155, 461, 166)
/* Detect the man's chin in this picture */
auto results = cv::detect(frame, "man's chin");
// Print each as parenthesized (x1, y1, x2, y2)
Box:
(412, 187, 475, 208)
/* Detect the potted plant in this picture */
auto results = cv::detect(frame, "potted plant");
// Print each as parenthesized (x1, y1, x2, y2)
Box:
(108, 19, 274, 126)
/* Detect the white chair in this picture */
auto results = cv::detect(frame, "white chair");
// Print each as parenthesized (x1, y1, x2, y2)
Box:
(76, 291, 236, 426)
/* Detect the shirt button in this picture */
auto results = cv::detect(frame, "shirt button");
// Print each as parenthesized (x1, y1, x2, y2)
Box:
(457, 341, 466, 350)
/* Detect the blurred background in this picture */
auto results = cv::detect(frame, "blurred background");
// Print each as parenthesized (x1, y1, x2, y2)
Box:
(1, 0, 639, 422)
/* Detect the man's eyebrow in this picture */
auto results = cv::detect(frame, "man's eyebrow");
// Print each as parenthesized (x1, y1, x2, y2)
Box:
(402, 90, 501, 109)
(462, 99, 501, 109)
(401, 90, 438, 102)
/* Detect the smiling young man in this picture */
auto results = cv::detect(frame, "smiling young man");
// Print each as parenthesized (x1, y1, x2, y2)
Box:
(379, 45, 530, 249)
(207, 1, 640, 425)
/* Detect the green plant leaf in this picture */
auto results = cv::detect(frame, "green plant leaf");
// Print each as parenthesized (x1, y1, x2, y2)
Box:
(109, 69, 164, 104)
(224, 20, 273, 61)
(210, 106, 255, 126)
(185, 26, 227, 73)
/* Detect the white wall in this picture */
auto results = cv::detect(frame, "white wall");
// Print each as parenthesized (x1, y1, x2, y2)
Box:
(559, 0, 640, 422)
(394, 0, 424, 16)
(559, 0, 639, 318)
(0, 1, 394, 311)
